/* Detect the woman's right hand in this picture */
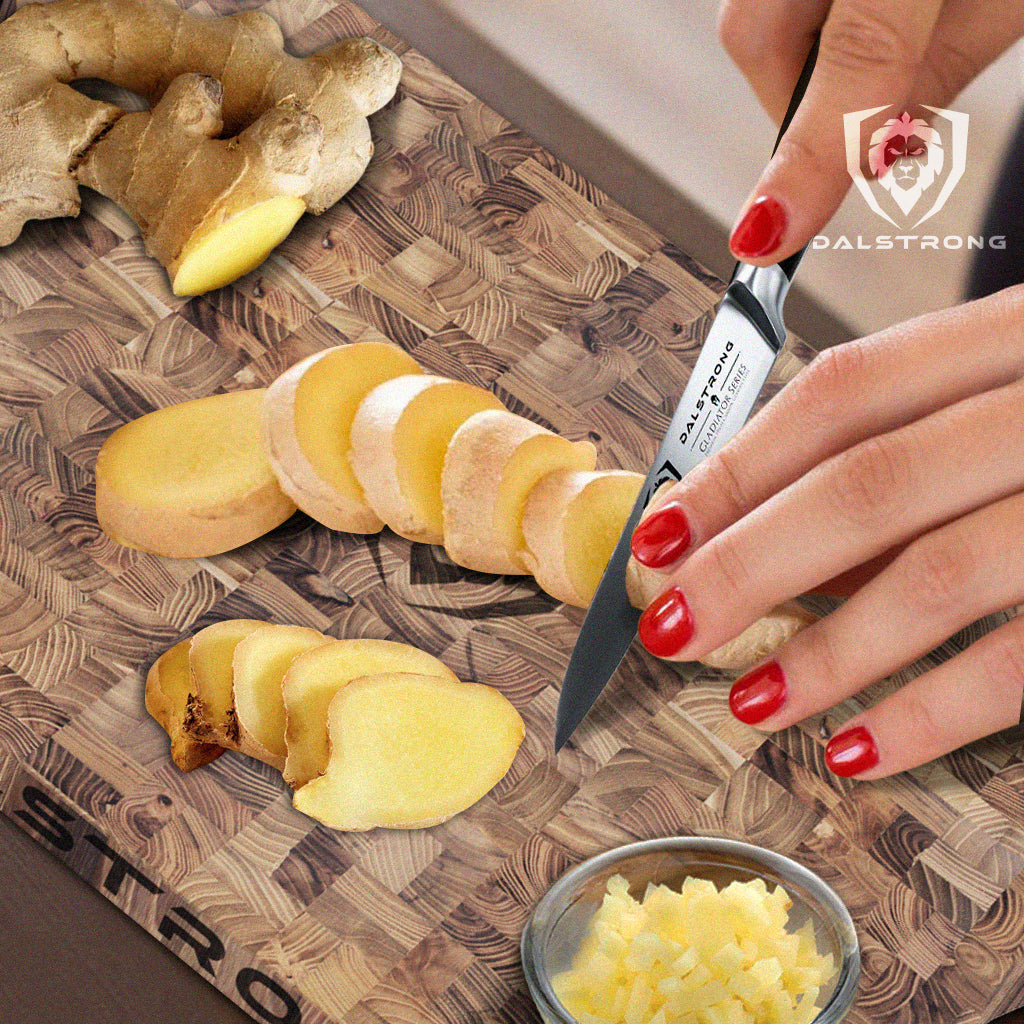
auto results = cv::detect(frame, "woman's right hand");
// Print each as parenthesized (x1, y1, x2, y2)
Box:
(716, 0, 1024, 264)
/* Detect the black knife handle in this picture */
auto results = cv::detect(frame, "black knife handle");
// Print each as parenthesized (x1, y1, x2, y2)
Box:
(773, 36, 819, 281)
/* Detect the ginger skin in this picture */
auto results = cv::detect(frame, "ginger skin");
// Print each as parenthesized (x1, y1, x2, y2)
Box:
(0, 0, 401, 292)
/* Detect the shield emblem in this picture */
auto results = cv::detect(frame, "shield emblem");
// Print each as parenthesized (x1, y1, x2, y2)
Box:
(844, 105, 969, 228)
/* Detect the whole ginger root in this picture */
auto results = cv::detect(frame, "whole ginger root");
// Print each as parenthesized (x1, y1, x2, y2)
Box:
(0, 0, 401, 293)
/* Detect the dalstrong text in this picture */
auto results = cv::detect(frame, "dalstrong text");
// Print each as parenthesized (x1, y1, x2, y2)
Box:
(813, 234, 1007, 251)
(679, 340, 735, 448)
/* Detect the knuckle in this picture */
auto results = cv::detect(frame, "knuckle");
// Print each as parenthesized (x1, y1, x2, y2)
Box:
(717, 2, 758, 64)
(898, 683, 946, 754)
(920, 38, 984, 105)
(822, 433, 912, 530)
(896, 532, 977, 617)
(822, 1, 922, 74)
(978, 628, 1024, 706)
(797, 340, 870, 424)
(704, 529, 752, 598)
(703, 444, 760, 520)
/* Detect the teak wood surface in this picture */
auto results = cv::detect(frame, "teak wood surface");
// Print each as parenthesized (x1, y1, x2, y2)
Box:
(2, 2, 1024, 1022)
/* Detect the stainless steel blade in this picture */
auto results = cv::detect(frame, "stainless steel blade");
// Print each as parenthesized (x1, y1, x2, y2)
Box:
(554, 262, 793, 751)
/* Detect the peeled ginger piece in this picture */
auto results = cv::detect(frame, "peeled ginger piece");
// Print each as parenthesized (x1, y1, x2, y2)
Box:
(625, 494, 817, 670)
(95, 389, 296, 558)
(349, 374, 505, 544)
(232, 623, 331, 770)
(441, 410, 597, 575)
(184, 618, 266, 750)
(282, 638, 459, 787)
(291, 671, 525, 830)
(145, 639, 223, 772)
(260, 342, 424, 532)
(521, 469, 643, 607)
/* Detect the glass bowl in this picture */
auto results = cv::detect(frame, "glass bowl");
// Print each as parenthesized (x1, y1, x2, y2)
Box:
(521, 835, 860, 1024)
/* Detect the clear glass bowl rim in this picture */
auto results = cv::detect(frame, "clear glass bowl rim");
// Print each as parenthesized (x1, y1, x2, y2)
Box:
(521, 834, 861, 1024)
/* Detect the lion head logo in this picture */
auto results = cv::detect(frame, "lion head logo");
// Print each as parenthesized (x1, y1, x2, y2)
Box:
(844, 105, 968, 228)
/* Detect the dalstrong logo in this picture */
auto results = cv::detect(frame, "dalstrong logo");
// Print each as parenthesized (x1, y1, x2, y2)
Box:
(844, 104, 969, 228)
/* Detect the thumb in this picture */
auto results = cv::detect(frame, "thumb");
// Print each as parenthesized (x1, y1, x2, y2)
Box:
(728, 0, 944, 265)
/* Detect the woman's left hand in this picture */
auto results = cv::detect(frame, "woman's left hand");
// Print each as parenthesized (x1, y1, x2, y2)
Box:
(628, 285, 1024, 779)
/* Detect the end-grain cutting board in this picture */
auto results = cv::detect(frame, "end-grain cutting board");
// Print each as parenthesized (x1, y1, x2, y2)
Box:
(2, 3, 1024, 1022)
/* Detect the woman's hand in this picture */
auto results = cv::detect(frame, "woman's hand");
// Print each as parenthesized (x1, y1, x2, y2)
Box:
(717, 0, 1024, 263)
(628, 286, 1024, 778)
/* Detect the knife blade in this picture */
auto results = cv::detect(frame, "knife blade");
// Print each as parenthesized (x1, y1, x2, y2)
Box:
(554, 39, 819, 751)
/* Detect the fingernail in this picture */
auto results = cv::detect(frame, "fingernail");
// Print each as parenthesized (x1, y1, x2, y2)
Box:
(638, 586, 694, 657)
(825, 725, 879, 777)
(729, 196, 786, 259)
(631, 501, 691, 568)
(729, 661, 786, 724)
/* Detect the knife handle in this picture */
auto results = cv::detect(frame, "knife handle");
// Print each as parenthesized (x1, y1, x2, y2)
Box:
(773, 36, 819, 282)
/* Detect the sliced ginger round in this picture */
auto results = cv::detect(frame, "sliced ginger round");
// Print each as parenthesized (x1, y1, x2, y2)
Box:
(349, 374, 505, 544)
(95, 389, 296, 558)
(145, 638, 223, 772)
(261, 343, 424, 533)
(291, 671, 524, 831)
(281, 638, 459, 788)
(231, 623, 330, 769)
(521, 469, 644, 607)
(184, 618, 267, 749)
(441, 409, 598, 575)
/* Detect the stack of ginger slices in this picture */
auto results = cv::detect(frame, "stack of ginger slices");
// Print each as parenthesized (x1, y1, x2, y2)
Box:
(145, 617, 524, 831)
(95, 340, 647, 609)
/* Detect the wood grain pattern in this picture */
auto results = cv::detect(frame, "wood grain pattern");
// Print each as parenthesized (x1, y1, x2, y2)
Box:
(2, 1, 1024, 1022)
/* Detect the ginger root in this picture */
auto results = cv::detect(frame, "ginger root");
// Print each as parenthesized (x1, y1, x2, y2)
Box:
(0, 0, 401, 293)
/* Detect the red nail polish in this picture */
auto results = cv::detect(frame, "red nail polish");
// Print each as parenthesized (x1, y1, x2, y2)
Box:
(631, 501, 691, 568)
(729, 661, 786, 724)
(638, 586, 694, 657)
(730, 196, 786, 259)
(825, 725, 879, 777)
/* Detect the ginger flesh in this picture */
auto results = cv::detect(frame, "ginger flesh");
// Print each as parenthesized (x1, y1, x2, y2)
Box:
(0, 0, 402, 293)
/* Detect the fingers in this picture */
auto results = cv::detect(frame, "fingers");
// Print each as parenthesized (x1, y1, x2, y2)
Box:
(717, 0, 830, 123)
(638, 375, 1024, 662)
(915, 0, 1024, 105)
(728, 0, 946, 264)
(826, 612, 1024, 779)
(630, 286, 1024, 571)
(729, 490, 1024, 742)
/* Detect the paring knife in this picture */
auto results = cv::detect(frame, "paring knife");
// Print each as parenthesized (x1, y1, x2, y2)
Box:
(554, 39, 819, 751)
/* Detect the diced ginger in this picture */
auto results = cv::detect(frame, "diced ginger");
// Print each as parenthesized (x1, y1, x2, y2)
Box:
(183, 618, 267, 748)
(291, 671, 524, 830)
(260, 342, 424, 533)
(349, 374, 504, 544)
(95, 389, 296, 558)
(231, 623, 330, 769)
(281, 638, 458, 787)
(521, 469, 643, 607)
(441, 409, 597, 575)
(550, 873, 835, 1024)
(145, 638, 223, 772)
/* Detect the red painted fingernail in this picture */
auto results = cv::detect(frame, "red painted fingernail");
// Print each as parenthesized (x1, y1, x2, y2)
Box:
(729, 661, 786, 724)
(825, 725, 879, 777)
(638, 586, 694, 657)
(729, 196, 787, 259)
(631, 501, 691, 568)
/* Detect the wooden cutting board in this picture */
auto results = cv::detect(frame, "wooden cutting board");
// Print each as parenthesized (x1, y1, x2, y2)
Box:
(3, 2, 1024, 1022)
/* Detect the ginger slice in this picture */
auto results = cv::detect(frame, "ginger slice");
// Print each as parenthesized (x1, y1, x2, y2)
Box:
(184, 618, 267, 748)
(261, 343, 424, 533)
(441, 410, 597, 575)
(349, 374, 505, 544)
(291, 672, 525, 831)
(145, 638, 223, 772)
(282, 638, 458, 788)
(521, 469, 644, 607)
(95, 388, 296, 558)
(231, 623, 330, 770)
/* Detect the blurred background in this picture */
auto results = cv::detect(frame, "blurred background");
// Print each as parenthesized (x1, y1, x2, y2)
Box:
(361, 0, 1024, 347)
